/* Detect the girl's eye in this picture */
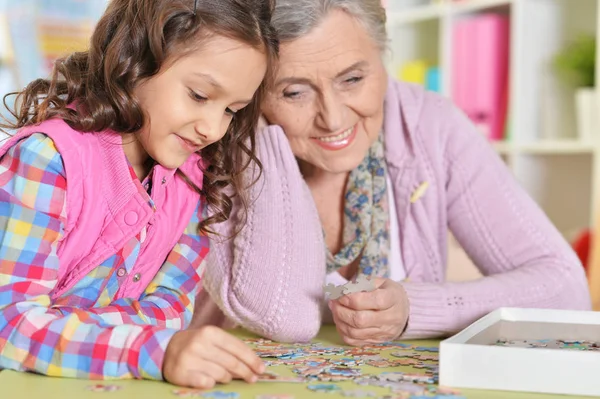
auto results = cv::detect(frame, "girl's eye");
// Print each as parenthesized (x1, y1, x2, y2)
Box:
(189, 90, 207, 102)
(189, 89, 237, 117)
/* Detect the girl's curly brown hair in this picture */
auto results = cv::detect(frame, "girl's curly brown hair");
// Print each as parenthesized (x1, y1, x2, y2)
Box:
(1, 0, 278, 235)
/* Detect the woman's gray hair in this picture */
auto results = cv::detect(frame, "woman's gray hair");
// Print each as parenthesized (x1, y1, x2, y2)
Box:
(271, 0, 387, 50)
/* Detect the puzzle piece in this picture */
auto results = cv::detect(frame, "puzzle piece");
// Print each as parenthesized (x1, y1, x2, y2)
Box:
(342, 274, 376, 295)
(366, 359, 403, 368)
(432, 385, 463, 395)
(345, 348, 378, 357)
(540, 340, 562, 349)
(308, 345, 346, 355)
(292, 365, 328, 378)
(172, 389, 205, 398)
(390, 351, 416, 358)
(255, 349, 296, 358)
(323, 275, 376, 299)
(401, 374, 436, 384)
(326, 366, 362, 377)
(377, 372, 406, 383)
(413, 354, 438, 361)
(354, 377, 414, 393)
(354, 354, 384, 362)
(377, 372, 436, 384)
(265, 358, 307, 366)
(389, 382, 427, 395)
(364, 342, 413, 350)
(394, 358, 419, 366)
(341, 389, 378, 397)
(332, 357, 364, 367)
(86, 384, 122, 392)
(410, 396, 466, 399)
(414, 346, 439, 353)
(412, 363, 438, 370)
(257, 371, 305, 383)
(324, 284, 346, 300)
(201, 392, 240, 399)
(307, 383, 342, 393)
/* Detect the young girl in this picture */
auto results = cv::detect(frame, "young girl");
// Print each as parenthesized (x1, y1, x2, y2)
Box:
(0, 0, 278, 390)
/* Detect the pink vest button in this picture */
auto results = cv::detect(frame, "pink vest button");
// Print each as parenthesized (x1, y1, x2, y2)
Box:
(125, 211, 139, 226)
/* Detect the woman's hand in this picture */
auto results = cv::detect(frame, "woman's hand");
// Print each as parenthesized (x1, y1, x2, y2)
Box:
(329, 278, 410, 346)
(163, 326, 265, 389)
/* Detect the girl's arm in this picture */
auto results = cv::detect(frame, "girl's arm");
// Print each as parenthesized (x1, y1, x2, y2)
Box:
(400, 97, 591, 338)
(199, 125, 326, 343)
(0, 134, 204, 380)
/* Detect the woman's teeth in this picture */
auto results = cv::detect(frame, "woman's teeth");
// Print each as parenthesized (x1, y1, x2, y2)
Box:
(316, 126, 354, 142)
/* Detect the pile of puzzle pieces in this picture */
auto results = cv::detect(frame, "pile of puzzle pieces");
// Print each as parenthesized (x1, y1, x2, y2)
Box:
(170, 335, 465, 398)
(243, 337, 464, 399)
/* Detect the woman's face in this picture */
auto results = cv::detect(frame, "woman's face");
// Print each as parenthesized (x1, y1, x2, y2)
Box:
(262, 9, 388, 174)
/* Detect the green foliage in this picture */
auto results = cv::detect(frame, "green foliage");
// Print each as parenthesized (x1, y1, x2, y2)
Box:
(554, 35, 596, 88)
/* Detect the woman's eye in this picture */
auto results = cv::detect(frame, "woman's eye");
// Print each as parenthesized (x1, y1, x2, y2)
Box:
(283, 91, 303, 99)
(345, 76, 363, 84)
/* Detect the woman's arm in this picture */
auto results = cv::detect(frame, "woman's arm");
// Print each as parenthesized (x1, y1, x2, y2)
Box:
(198, 126, 326, 342)
(401, 97, 591, 338)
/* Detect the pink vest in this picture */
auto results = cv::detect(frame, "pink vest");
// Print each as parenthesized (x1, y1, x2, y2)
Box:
(0, 119, 204, 300)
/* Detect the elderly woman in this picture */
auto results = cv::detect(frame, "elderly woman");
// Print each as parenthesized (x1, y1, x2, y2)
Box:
(193, 0, 591, 344)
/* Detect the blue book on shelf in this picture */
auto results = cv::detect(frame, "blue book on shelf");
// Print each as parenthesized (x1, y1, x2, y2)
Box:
(426, 67, 441, 93)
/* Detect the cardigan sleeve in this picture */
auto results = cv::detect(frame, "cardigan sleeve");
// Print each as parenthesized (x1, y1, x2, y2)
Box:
(401, 95, 591, 338)
(195, 126, 326, 343)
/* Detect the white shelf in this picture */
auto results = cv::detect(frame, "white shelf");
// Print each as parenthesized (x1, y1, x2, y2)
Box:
(515, 141, 597, 155)
(491, 141, 512, 154)
(386, 3, 443, 25)
(450, 0, 513, 15)
(492, 140, 598, 155)
(386, 0, 513, 26)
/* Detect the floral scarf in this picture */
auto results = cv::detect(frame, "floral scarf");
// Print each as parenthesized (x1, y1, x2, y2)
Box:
(326, 133, 390, 278)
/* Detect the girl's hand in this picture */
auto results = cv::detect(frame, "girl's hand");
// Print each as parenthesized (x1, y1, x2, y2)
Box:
(163, 326, 265, 388)
(329, 278, 410, 346)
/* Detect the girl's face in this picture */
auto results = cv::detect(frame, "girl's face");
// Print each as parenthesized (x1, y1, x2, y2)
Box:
(128, 34, 267, 173)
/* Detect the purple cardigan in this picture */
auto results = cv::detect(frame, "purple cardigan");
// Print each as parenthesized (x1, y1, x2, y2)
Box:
(193, 78, 591, 342)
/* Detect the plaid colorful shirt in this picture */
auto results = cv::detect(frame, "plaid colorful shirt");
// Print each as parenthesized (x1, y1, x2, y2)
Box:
(0, 133, 208, 380)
